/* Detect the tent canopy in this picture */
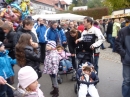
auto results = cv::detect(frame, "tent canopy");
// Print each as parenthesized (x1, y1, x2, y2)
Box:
(32, 13, 87, 20)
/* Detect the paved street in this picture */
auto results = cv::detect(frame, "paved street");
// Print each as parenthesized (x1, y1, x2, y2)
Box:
(13, 43, 123, 97)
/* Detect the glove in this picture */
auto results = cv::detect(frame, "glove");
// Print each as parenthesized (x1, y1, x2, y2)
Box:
(51, 74, 56, 78)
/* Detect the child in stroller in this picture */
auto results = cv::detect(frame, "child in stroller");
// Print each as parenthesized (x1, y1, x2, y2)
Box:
(57, 45, 73, 73)
(76, 63, 99, 97)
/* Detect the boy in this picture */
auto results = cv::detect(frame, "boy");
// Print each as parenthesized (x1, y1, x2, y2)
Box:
(0, 41, 17, 97)
(78, 65, 99, 97)
(43, 41, 61, 97)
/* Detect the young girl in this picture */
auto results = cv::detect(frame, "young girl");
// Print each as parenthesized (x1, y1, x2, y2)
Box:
(15, 33, 41, 79)
(0, 41, 16, 97)
(56, 45, 73, 73)
(78, 65, 99, 97)
(15, 66, 44, 97)
(43, 41, 61, 97)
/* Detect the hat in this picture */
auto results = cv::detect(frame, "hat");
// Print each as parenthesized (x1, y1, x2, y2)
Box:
(47, 41, 56, 49)
(0, 41, 3, 47)
(18, 66, 38, 89)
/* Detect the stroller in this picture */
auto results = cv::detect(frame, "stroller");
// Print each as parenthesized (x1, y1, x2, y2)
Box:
(57, 49, 75, 84)
(74, 52, 99, 97)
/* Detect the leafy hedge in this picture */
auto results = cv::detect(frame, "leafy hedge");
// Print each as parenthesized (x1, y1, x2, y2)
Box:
(59, 7, 109, 19)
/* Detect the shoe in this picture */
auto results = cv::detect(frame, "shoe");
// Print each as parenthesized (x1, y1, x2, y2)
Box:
(108, 46, 112, 48)
(102, 48, 106, 50)
(52, 88, 59, 97)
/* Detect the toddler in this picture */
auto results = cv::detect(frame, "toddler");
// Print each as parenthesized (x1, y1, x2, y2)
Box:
(56, 45, 73, 73)
(78, 65, 99, 97)
(15, 66, 44, 97)
(0, 41, 16, 97)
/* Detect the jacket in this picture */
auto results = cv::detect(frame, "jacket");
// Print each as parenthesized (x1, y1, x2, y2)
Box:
(0, 50, 16, 79)
(67, 31, 83, 54)
(44, 27, 67, 45)
(77, 69, 99, 85)
(13, 28, 37, 46)
(115, 25, 130, 65)
(43, 50, 61, 75)
(112, 22, 121, 37)
(0, 28, 5, 42)
(4, 30, 16, 49)
(58, 51, 71, 59)
(24, 46, 41, 68)
(36, 25, 47, 43)
(14, 84, 44, 97)
(79, 26, 105, 54)
(106, 21, 113, 34)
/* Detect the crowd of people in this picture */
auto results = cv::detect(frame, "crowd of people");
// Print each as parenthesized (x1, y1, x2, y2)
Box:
(0, 15, 130, 97)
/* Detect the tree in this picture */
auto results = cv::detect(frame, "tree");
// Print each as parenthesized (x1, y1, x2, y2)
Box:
(69, 4, 75, 10)
(72, 0, 88, 6)
(103, 0, 130, 11)
(72, 0, 78, 6)
(87, 0, 103, 8)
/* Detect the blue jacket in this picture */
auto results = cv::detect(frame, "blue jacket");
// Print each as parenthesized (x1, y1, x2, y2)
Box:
(45, 27, 67, 45)
(36, 25, 47, 43)
(0, 50, 17, 79)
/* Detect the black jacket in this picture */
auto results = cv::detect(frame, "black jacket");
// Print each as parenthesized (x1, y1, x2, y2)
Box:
(13, 28, 37, 46)
(115, 25, 130, 65)
(24, 46, 41, 68)
(0, 28, 5, 42)
(4, 30, 16, 58)
(67, 31, 83, 54)
(106, 21, 113, 34)
(4, 30, 16, 49)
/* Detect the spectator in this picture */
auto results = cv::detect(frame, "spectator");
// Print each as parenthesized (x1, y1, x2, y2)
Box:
(112, 19, 121, 52)
(36, 18, 47, 63)
(0, 41, 16, 97)
(1, 22, 16, 84)
(13, 19, 37, 46)
(45, 21, 67, 46)
(78, 22, 85, 33)
(0, 20, 4, 42)
(106, 19, 113, 48)
(115, 24, 130, 97)
(43, 41, 61, 97)
(15, 33, 41, 79)
(76, 17, 105, 74)
(120, 18, 126, 28)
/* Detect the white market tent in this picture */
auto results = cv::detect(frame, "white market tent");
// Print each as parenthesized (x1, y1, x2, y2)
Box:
(32, 13, 87, 20)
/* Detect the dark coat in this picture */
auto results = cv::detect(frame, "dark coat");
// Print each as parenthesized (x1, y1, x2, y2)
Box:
(24, 46, 41, 68)
(115, 25, 130, 65)
(4, 30, 16, 58)
(0, 28, 5, 42)
(13, 28, 37, 46)
(67, 31, 83, 54)
(106, 21, 113, 34)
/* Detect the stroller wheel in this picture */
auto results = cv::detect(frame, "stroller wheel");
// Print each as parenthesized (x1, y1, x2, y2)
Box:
(58, 78, 63, 84)
(71, 75, 76, 81)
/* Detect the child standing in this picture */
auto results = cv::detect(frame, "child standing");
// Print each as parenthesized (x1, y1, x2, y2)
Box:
(78, 65, 99, 97)
(0, 41, 16, 97)
(15, 66, 44, 97)
(43, 41, 61, 97)
(56, 45, 73, 73)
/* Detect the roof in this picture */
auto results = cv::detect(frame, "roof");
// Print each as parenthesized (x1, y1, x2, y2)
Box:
(54, 5, 63, 11)
(35, 0, 54, 6)
(60, 1, 68, 5)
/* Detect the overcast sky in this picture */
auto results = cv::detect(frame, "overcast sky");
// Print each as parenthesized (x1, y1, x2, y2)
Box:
(64, 0, 72, 4)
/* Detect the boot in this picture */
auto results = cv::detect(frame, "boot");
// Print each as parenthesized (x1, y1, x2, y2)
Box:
(52, 88, 59, 97)
(50, 88, 55, 95)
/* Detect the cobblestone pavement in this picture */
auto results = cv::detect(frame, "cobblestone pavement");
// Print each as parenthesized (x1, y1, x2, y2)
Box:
(100, 42, 121, 64)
